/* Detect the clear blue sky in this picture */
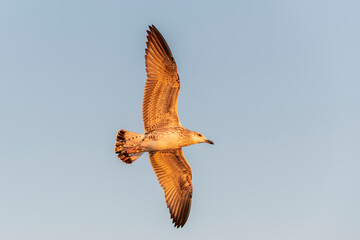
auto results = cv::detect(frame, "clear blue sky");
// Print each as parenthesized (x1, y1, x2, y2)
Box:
(1, 1, 359, 239)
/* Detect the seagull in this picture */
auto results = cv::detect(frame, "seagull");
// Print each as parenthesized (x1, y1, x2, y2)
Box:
(114, 25, 214, 228)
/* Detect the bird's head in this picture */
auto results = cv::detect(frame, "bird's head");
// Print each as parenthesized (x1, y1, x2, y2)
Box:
(191, 131, 214, 145)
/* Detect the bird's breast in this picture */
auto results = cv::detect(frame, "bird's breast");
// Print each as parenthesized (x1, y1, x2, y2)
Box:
(141, 129, 188, 151)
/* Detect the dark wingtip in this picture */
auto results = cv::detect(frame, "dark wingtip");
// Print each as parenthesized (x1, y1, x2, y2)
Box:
(148, 24, 157, 32)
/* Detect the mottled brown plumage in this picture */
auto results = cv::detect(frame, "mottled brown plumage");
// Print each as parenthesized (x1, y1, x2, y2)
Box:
(143, 25, 181, 132)
(150, 149, 192, 227)
(114, 25, 213, 228)
(143, 26, 193, 227)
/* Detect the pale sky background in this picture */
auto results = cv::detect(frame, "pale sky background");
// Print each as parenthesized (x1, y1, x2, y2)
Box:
(1, 1, 360, 239)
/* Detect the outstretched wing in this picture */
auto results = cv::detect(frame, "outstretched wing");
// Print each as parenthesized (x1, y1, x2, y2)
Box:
(149, 149, 192, 228)
(143, 25, 181, 132)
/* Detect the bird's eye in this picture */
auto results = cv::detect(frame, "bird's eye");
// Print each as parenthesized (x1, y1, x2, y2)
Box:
(198, 133, 202, 137)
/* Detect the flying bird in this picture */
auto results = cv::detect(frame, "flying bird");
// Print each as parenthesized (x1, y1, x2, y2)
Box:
(115, 25, 214, 228)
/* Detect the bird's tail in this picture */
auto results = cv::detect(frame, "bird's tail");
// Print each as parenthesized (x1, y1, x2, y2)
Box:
(115, 129, 145, 164)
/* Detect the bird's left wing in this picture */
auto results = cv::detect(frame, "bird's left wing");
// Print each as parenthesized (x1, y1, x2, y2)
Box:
(149, 149, 192, 228)
(143, 25, 181, 132)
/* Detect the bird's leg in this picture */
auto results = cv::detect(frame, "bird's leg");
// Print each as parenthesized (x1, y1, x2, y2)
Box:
(126, 146, 142, 154)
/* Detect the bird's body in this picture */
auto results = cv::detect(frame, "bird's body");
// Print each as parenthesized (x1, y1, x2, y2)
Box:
(141, 128, 200, 151)
(114, 25, 213, 228)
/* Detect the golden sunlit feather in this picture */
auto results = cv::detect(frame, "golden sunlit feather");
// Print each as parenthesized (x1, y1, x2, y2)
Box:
(150, 149, 192, 228)
(115, 25, 213, 228)
(143, 25, 181, 132)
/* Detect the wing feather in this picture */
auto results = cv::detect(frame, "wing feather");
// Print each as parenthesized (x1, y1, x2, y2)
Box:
(149, 149, 192, 228)
(143, 25, 181, 132)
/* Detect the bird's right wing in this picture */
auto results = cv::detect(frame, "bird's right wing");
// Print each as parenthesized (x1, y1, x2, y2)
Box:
(149, 148, 192, 228)
(143, 25, 181, 132)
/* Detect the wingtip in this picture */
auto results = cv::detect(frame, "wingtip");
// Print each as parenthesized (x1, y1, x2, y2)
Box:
(147, 24, 161, 36)
(148, 24, 156, 32)
(173, 220, 184, 228)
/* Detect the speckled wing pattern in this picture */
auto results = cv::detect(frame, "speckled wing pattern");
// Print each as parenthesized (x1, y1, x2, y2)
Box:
(143, 25, 181, 132)
(149, 149, 192, 228)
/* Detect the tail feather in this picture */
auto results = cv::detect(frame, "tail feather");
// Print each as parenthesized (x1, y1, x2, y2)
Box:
(115, 129, 145, 164)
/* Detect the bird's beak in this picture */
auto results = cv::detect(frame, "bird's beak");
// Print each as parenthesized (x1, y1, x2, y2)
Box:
(205, 139, 214, 145)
